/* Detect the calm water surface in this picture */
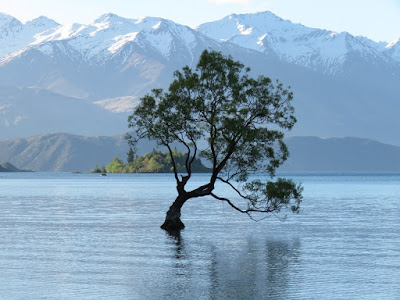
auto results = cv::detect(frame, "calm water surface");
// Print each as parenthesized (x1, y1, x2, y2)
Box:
(0, 173, 399, 299)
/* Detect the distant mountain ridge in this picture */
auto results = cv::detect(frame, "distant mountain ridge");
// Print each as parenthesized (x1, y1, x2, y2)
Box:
(197, 12, 400, 74)
(0, 11, 398, 74)
(1, 133, 400, 173)
(280, 136, 400, 173)
(0, 87, 127, 139)
(0, 12, 222, 100)
(0, 11, 400, 145)
(0, 132, 129, 172)
(0, 13, 214, 66)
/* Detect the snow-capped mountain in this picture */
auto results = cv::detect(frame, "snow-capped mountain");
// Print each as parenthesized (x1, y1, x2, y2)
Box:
(0, 15, 212, 106)
(0, 12, 225, 100)
(1, 13, 218, 66)
(384, 38, 400, 62)
(0, 13, 60, 58)
(1, 11, 399, 78)
(197, 11, 400, 74)
(0, 11, 400, 145)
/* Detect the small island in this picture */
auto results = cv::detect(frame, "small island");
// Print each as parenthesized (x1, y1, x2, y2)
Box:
(92, 149, 210, 173)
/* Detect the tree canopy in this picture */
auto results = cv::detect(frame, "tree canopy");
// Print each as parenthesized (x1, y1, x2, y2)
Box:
(127, 50, 302, 231)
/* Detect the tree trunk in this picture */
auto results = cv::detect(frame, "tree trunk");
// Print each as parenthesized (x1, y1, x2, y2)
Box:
(161, 194, 188, 231)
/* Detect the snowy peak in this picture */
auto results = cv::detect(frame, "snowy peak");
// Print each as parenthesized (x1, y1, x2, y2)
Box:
(89, 14, 171, 34)
(197, 11, 399, 74)
(134, 17, 201, 59)
(384, 38, 400, 61)
(79, 15, 202, 61)
(0, 12, 22, 28)
(386, 38, 400, 49)
(0, 13, 23, 36)
(197, 11, 303, 42)
(26, 16, 59, 29)
(0, 11, 399, 74)
(0, 13, 210, 65)
(94, 13, 129, 24)
(198, 11, 348, 72)
(0, 13, 61, 59)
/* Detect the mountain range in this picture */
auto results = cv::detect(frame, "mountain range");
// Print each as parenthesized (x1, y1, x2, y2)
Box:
(0, 11, 399, 145)
(1, 133, 400, 173)
(0, 132, 128, 172)
(281, 136, 400, 173)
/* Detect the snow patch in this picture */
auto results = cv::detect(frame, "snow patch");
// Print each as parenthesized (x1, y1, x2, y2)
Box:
(386, 38, 400, 49)
(152, 21, 162, 30)
(108, 32, 138, 53)
(257, 33, 267, 47)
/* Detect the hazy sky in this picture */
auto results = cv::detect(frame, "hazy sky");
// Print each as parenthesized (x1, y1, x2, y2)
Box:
(1, 0, 399, 42)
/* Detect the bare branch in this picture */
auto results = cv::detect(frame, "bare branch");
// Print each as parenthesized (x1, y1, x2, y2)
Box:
(211, 191, 277, 219)
(166, 144, 180, 184)
(177, 134, 192, 175)
(210, 192, 246, 214)
(216, 177, 252, 200)
(188, 137, 198, 173)
(210, 126, 217, 171)
(211, 140, 238, 184)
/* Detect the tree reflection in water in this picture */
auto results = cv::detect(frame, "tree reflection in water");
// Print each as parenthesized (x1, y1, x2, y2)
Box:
(164, 233, 301, 300)
(265, 240, 301, 299)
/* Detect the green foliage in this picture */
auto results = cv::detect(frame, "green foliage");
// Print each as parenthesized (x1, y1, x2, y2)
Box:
(105, 157, 124, 173)
(127, 50, 302, 223)
(90, 163, 102, 173)
(244, 178, 303, 214)
(104, 150, 210, 173)
(127, 147, 134, 164)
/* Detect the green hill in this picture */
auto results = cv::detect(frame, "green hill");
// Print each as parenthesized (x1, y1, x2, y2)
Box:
(103, 149, 210, 173)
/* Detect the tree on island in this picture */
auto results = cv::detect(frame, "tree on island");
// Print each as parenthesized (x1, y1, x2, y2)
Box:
(127, 50, 303, 231)
(103, 149, 209, 173)
(127, 147, 135, 164)
(91, 163, 106, 173)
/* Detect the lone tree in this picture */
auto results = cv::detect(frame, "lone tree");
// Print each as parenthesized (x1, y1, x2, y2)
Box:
(127, 50, 302, 231)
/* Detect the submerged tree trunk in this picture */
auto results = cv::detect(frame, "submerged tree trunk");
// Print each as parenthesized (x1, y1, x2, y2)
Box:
(161, 194, 189, 231)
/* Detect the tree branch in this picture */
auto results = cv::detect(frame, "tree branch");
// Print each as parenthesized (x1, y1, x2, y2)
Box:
(210, 192, 246, 214)
(172, 132, 193, 181)
(188, 137, 198, 174)
(216, 177, 252, 200)
(210, 193, 275, 215)
(211, 140, 237, 184)
(166, 144, 180, 184)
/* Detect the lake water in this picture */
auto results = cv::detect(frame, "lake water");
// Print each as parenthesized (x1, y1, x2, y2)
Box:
(0, 173, 399, 299)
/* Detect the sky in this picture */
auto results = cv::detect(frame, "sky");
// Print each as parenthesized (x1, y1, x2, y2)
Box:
(0, 0, 399, 42)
